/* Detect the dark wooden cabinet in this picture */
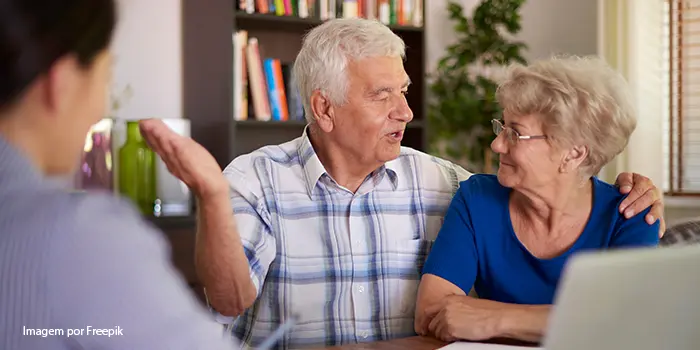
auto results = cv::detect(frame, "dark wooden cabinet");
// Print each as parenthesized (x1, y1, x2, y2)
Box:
(145, 217, 203, 303)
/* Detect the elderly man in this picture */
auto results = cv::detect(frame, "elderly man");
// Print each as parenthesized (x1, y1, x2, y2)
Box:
(140, 18, 665, 349)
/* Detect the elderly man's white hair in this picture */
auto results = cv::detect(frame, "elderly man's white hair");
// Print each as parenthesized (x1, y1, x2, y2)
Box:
(293, 18, 406, 124)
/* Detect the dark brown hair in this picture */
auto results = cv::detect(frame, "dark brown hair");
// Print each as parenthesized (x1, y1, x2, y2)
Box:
(0, 0, 116, 109)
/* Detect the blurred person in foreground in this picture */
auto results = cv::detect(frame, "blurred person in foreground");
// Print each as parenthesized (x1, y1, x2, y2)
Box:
(414, 55, 660, 344)
(0, 0, 240, 348)
(138, 18, 666, 349)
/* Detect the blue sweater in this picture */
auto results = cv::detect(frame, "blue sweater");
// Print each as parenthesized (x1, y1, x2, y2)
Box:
(422, 174, 659, 305)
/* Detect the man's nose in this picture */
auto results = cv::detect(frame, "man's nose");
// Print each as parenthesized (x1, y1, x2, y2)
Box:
(391, 95, 413, 122)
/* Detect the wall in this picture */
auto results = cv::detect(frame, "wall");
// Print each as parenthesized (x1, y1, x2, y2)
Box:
(110, 0, 183, 120)
(426, 0, 598, 73)
(106, 0, 188, 213)
(665, 199, 700, 226)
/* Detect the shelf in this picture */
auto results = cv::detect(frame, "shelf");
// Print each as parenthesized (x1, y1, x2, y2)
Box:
(234, 12, 424, 33)
(145, 215, 196, 230)
(235, 120, 308, 127)
(234, 119, 425, 128)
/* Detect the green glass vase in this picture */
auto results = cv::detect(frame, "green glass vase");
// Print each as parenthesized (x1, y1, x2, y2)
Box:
(118, 121, 156, 215)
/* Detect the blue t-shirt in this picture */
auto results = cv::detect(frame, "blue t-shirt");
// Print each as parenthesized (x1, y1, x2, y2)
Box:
(422, 174, 659, 305)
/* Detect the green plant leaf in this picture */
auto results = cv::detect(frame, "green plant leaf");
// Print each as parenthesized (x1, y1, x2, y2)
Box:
(428, 0, 528, 172)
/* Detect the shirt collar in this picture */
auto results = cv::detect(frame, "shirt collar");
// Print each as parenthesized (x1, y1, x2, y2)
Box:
(298, 126, 328, 196)
(297, 126, 400, 196)
(383, 158, 400, 190)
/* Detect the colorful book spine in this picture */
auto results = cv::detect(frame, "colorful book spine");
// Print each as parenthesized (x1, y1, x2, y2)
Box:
(272, 60, 289, 120)
(246, 38, 271, 120)
(263, 59, 283, 120)
(275, 0, 285, 15)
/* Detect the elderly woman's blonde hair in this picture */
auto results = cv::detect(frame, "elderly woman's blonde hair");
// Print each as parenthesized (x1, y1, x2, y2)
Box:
(495, 55, 637, 177)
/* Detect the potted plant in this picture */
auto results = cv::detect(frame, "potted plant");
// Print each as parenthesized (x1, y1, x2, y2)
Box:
(428, 0, 528, 173)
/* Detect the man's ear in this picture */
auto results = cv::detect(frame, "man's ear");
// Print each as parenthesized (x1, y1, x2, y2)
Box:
(560, 145, 588, 173)
(310, 90, 334, 132)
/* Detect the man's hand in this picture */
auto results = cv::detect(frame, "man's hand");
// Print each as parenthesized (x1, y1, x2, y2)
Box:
(615, 172, 666, 236)
(425, 295, 502, 343)
(139, 119, 229, 199)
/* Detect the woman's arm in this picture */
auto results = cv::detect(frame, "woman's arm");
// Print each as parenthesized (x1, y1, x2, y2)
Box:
(494, 301, 550, 343)
(414, 181, 479, 335)
(415, 274, 467, 335)
(426, 293, 551, 343)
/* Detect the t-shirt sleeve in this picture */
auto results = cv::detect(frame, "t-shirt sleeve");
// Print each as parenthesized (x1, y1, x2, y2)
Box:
(48, 194, 239, 350)
(421, 180, 479, 294)
(610, 204, 660, 248)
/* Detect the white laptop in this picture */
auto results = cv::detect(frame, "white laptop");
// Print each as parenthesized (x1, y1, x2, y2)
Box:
(440, 244, 700, 350)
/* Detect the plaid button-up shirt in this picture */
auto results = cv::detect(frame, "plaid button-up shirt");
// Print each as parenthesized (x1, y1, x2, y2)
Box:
(218, 128, 471, 349)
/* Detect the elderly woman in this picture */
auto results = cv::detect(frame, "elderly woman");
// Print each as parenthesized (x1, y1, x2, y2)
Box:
(413, 56, 660, 344)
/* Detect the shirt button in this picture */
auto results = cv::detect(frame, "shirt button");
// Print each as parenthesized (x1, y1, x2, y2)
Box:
(360, 331, 369, 338)
(357, 285, 365, 293)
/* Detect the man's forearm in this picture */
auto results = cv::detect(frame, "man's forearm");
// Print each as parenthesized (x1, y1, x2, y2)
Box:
(194, 193, 256, 316)
(496, 303, 551, 343)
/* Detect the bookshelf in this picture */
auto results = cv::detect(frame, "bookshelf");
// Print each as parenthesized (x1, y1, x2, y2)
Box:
(167, 0, 427, 296)
(230, 7, 427, 159)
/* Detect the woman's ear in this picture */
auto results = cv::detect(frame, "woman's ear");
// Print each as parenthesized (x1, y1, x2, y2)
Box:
(310, 90, 334, 132)
(560, 145, 588, 173)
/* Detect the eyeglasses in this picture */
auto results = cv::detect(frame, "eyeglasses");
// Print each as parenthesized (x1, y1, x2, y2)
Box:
(491, 119, 547, 145)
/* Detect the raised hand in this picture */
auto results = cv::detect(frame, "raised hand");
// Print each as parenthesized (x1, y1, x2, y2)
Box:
(138, 119, 229, 199)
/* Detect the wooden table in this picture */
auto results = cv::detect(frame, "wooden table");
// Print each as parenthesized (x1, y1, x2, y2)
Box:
(315, 336, 540, 349)
(317, 336, 448, 349)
